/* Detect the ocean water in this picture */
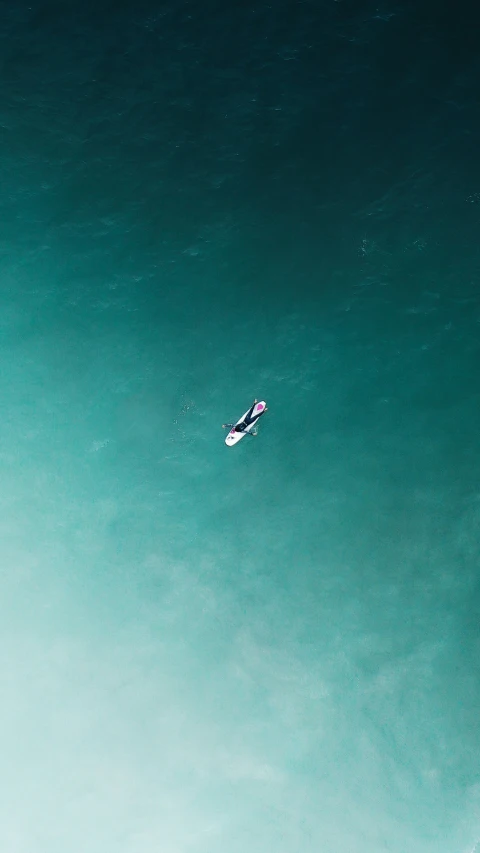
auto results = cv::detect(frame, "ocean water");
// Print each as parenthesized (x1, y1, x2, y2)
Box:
(1, 1, 480, 851)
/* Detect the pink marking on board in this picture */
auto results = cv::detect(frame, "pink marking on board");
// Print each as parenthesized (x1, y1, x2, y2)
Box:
(256, 403, 264, 412)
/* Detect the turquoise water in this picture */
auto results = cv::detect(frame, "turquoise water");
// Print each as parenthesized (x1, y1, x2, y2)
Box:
(1, 2, 480, 851)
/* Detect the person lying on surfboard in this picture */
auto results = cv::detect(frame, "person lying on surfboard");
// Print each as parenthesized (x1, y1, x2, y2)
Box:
(222, 399, 268, 435)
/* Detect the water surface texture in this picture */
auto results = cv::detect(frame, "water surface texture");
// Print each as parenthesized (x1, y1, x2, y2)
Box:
(1, 1, 480, 851)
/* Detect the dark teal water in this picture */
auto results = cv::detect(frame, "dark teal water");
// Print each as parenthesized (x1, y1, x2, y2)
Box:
(1, 1, 480, 851)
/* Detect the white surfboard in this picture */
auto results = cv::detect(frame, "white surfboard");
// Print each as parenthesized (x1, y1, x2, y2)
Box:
(225, 401, 267, 447)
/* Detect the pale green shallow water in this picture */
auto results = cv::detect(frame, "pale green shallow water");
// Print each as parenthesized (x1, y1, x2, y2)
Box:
(1, 1, 480, 851)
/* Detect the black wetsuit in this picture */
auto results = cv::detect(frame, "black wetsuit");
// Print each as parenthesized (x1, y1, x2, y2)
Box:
(234, 402, 257, 432)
